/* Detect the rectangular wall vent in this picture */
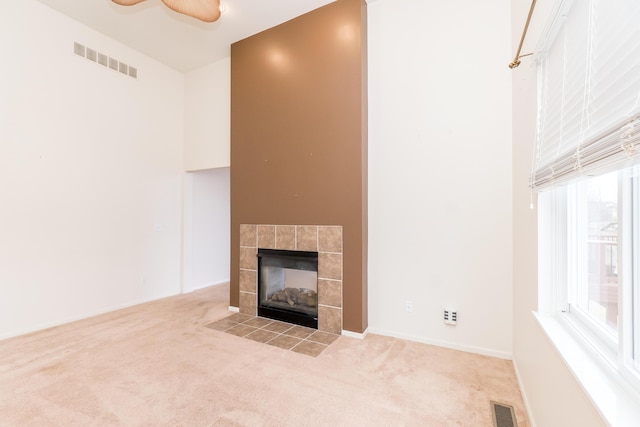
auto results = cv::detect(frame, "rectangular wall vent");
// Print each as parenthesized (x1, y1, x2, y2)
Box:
(491, 401, 517, 427)
(86, 48, 97, 62)
(73, 42, 85, 57)
(73, 42, 137, 79)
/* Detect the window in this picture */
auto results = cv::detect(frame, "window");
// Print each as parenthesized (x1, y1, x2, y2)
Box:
(534, 0, 640, 400)
(571, 172, 618, 340)
(540, 169, 640, 387)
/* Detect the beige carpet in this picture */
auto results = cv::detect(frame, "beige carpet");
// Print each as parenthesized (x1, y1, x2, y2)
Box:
(0, 284, 529, 426)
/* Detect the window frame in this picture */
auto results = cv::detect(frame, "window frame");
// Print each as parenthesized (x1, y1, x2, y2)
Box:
(539, 171, 640, 396)
(621, 174, 640, 384)
(533, 0, 640, 420)
(567, 174, 619, 353)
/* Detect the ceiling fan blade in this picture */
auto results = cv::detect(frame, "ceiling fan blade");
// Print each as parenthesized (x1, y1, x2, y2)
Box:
(161, 0, 221, 23)
(112, 0, 147, 5)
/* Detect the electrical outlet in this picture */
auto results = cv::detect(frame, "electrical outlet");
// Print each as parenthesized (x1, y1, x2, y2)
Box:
(444, 309, 457, 325)
(405, 300, 413, 313)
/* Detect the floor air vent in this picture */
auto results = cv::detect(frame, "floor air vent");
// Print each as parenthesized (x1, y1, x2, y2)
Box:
(73, 42, 137, 79)
(491, 401, 517, 427)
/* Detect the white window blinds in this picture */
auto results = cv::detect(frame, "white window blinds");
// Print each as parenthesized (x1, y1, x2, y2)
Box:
(532, 0, 640, 190)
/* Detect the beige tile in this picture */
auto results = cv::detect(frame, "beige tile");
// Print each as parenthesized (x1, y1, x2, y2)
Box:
(257, 225, 275, 249)
(239, 270, 257, 293)
(318, 305, 342, 334)
(276, 225, 296, 250)
(292, 340, 327, 357)
(226, 313, 254, 323)
(204, 319, 237, 332)
(283, 325, 315, 339)
(296, 226, 318, 251)
(318, 279, 342, 307)
(240, 224, 257, 247)
(244, 317, 273, 328)
(239, 247, 257, 270)
(239, 292, 256, 316)
(307, 331, 340, 345)
(245, 329, 279, 344)
(262, 321, 294, 334)
(318, 253, 342, 280)
(226, 324, 257, 337)
(318, 226, 342, 253)
(267, 334, 302, 350)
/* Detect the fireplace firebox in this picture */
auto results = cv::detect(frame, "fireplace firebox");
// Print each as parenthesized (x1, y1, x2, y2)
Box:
(257, 248, 318, 329)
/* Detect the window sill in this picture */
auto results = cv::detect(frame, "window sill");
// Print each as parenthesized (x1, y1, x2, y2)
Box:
(534, 311, 640, 426)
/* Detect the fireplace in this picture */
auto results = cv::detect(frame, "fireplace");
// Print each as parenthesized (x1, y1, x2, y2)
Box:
(257, 249, 318, 328)
(239, 224, 343, 335)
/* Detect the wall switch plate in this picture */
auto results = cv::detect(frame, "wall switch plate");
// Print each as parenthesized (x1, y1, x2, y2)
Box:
(444, 309, 457, 325)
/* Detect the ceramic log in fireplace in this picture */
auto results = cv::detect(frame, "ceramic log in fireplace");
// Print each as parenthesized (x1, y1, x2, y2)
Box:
(257, 248, 318, 328)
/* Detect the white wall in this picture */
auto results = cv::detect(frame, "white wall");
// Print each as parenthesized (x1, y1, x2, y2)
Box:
(184, 58, 231, 171)
(0, 0, 184, 339)
(510, 0, 605, 425)
(182, 59, 231, 292)
(183, 168, 230, 292)
(367, 0, 514, 358)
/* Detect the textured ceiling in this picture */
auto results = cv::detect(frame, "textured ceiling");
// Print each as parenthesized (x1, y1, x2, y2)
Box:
(35, 0, 336, 72)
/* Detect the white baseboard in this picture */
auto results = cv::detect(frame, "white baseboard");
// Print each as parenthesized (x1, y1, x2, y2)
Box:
(512, 359, 537, 427)
(184, 280, 230, 293)
(0, 291, 179, 342)
(228, 306, 239, 313)
(367, 327, 513, 360)
(341, 328, 369, 339)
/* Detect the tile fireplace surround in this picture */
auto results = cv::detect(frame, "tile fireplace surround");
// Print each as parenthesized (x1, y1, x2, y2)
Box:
(239, 224, 343, 334)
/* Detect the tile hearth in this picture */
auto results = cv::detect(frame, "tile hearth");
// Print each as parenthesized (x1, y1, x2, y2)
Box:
(205, 313, 340, 357)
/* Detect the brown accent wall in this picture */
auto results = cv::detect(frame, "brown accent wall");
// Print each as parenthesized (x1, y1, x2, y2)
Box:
(230, 0, 368, 333)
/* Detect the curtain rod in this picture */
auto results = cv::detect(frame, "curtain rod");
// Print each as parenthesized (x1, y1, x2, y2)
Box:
(509, 0, 537, 69)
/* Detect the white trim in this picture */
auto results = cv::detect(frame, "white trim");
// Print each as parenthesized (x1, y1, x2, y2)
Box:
(535, 311, 640, 427)
(0, 291, 178, 342)
(367, 327, 512, 360)
(342, 328, 368, 339)
(228, 306, 239, 313)
(512, 359, 538, 427)
(184, 280, 229, 293)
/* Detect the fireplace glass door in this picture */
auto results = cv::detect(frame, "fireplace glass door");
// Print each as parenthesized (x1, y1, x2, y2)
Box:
(257, 249, 318, 328)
